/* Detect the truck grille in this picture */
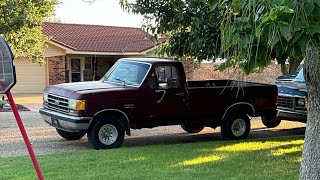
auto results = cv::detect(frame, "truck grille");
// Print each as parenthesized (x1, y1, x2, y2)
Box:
(47, 94, 69, 112)
(278, 95, 294, 109)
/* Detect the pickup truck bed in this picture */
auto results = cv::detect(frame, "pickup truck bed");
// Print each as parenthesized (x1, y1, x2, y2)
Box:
(187, 80, 277, 121)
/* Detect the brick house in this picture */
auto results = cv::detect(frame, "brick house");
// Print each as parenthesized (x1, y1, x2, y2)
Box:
(11, 22, 158, 93)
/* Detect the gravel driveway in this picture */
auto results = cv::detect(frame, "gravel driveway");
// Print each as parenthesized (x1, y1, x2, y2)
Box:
(0, 105, 306, 157)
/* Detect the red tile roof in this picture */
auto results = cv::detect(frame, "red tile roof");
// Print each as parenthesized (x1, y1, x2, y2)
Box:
(42, 22, 156, 53)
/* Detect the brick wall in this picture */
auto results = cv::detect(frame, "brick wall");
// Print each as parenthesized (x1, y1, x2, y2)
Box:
(47, 56, 66, 85)
(190, 62, 282, 84)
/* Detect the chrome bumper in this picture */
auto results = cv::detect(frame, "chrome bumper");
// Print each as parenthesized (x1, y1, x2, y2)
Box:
(276, 108, 307, 123)
(39, 108, 93, 132)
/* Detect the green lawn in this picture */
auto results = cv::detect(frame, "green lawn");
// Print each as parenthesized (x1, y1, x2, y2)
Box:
(0, 136, 304, 180)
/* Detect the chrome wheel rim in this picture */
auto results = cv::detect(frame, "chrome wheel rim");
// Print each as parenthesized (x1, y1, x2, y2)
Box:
(231, 118, 246, 137)
(98, 124, 118, 145)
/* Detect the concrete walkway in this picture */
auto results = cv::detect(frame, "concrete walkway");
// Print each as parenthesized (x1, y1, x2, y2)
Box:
(10, 93, 43, 104)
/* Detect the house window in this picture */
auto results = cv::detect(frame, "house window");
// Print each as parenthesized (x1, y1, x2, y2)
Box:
(85, 57, 98, 70)
(85, 59, 92, 70)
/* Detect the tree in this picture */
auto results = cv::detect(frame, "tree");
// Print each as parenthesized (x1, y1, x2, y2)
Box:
(0, 0, 58, 64)
(120, 0, 302, 74)
(120, 0, 320, 179)
(120, 0, 222, 62)
(216, 2, 320, 178)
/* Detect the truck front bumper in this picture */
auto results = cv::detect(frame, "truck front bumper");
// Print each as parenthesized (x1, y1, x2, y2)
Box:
(277, 109, 307, 123)
(39, 108, 93, 132)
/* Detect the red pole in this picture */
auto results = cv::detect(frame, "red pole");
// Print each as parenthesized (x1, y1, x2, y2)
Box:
(6, 91, 44, 180)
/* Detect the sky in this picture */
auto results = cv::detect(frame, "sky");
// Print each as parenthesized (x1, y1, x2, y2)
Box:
(55, 0, 144, 27)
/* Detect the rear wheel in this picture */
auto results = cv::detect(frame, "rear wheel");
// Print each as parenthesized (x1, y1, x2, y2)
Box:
(181, 124, 205, 133)
(56, 129, 86, 140)
(261, 115, 281, 128)
(87, 116, 125, 150)
(221, 115, 250, 140)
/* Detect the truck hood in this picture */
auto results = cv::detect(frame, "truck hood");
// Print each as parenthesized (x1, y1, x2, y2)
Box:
(275, 69, 306, 92)
(276, 81, 307, 92)
(276, 74, 297, 81)
(278, 86, 307, 97)
(44, 81, 124, 97)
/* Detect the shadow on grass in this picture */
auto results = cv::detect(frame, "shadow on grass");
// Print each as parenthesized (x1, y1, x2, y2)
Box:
(122, 127, 305, 148)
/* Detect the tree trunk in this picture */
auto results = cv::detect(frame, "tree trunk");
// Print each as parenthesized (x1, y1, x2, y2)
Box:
(289, 56, 303, 74)
(299, 47, 320, 180)
(280, 64, 289, 75)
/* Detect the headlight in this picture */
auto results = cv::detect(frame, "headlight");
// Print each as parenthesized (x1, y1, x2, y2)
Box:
(305, 98, 308, 109)
(43, 92, 48, 102)
(68, 99, 86, 110)
(297, 98, 305, 107)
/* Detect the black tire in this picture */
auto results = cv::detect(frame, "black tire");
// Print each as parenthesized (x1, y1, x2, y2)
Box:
(56, 129, 86, 140)
(87, 116, 125, 150)
(261, 116, 281, 128)
(221, 115, 250, 140)
(181, 124, 205, 133)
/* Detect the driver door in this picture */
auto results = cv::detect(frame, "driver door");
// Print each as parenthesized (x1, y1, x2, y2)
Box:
(145, 64, 188, 121)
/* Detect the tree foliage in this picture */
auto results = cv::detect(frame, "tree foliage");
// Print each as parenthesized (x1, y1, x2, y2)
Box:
(0, 0, 58, 64)
(121, 0, 320, 74)
(120, 0, 222, 61)
(216, 0, 320, 74)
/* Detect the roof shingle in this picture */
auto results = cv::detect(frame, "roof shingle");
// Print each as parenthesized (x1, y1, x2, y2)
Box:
(42, 22, 156, 53)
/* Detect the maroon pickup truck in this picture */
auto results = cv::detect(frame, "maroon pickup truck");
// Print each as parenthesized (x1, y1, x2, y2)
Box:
(39, 58, 278, 149)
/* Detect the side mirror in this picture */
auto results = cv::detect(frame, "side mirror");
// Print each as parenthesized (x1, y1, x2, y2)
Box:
(158, 83, 168, 90)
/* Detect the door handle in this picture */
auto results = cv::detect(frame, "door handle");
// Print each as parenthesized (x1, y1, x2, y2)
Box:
(155, 90, 166, 103)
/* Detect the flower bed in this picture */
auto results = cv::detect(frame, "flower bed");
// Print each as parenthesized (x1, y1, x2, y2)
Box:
(0, 99, 30, 112)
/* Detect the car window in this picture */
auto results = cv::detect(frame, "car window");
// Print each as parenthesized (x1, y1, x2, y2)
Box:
(145, 72, 157, 90)
(295, 69, 304, 82)
(155, 65, 180, 88)
(104, 61, 150, 86)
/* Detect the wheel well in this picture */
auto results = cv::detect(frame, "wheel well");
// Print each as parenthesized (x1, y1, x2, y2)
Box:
(222, 102, 255, 120)
(91, 110, 131, 136)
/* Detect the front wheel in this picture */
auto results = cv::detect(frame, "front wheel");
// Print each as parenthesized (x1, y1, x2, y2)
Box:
(221, 115, 250, 140)
(56, 129, 86, 140)
(87, 117, 125, 150)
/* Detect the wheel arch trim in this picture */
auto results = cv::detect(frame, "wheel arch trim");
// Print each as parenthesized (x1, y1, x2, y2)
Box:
(222, 102, 255, 120)
(94, 109, 131, 135)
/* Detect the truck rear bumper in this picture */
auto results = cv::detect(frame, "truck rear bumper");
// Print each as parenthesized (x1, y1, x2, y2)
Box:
(39, 108, 93, 132)
(277, 109, 307, 123)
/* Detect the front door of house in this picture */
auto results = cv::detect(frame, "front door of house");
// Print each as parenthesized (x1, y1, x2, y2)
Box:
(70, 58, 82, 82)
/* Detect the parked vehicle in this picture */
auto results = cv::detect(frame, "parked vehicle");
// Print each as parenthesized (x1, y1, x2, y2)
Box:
(276, 68, 307, 123)
(39, 58, 278, 149)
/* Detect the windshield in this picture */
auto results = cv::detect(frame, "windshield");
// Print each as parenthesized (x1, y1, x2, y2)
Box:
(295, 68, 304, 82)
(103, 61, 151, 87)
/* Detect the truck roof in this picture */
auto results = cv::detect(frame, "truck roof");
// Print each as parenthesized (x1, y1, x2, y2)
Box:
(119, 57, 180, 64)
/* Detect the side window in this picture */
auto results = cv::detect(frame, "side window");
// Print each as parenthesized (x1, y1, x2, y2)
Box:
(155, 65, 180, 88)
(145, 71, 157, 90)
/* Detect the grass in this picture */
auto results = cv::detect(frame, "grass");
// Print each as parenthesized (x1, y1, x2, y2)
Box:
(0, 136, 304, 180)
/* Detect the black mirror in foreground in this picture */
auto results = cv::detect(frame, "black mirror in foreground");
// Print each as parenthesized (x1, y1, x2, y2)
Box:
(0, 36, 44, 180)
